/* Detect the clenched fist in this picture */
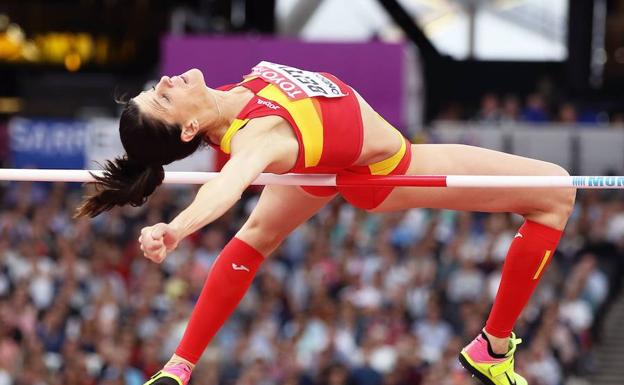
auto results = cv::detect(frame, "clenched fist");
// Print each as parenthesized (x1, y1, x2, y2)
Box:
(138, 223, 180, 263)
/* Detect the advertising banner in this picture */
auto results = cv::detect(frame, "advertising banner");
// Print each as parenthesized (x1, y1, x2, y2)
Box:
(9, 118, 87, 169)
(9, 117, 215, 172)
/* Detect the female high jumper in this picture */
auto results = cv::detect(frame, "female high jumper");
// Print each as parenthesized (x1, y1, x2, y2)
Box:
(76, 62, 576, 385)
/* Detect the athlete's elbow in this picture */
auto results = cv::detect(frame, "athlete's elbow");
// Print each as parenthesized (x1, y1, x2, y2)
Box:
(222, 190, 243, 209)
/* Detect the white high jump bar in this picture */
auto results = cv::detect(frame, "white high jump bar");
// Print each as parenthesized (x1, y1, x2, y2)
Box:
(0, 169, 622, 189)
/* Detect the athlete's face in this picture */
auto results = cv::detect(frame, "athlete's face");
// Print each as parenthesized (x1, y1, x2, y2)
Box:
(133, 68, 210, 129)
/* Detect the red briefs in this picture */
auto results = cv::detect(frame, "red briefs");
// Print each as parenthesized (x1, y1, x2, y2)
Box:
(301, 136, 412, 210)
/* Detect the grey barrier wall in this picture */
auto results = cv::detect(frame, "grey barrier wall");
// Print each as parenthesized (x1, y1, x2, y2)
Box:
(431, 123, 624, 175)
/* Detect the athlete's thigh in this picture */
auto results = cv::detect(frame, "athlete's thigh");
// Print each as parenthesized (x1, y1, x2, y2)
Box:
(236, 185, 335, 255)
(375, 144, 571, 215)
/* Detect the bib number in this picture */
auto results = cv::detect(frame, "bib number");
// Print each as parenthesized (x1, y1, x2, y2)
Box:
(249, 61, 348, 100)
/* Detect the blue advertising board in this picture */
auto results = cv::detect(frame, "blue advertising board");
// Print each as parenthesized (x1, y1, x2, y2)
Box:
(9, 118, 87, 169)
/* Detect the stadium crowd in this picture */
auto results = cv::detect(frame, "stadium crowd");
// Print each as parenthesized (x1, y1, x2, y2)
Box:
(0, 181, 621, 385)
(437, 83, 624, 126)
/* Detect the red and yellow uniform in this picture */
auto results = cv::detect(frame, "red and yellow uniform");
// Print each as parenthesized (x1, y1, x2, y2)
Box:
(212, 62, 411, 210)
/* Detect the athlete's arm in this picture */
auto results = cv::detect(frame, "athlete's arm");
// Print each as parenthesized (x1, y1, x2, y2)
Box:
(139, 119, 291, 262)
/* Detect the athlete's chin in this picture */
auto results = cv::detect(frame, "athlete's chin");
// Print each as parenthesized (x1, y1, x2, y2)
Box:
(180, 68, 206, 85)
(185, 68, 205, 85)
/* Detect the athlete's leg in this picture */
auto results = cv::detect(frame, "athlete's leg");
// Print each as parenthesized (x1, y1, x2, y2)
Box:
(375, 144, 576, 352)
(234, 186, 336, 256)
(167, 186, 334, 372)
(373, 144, 574, 385)
(374, 144, 575, 229)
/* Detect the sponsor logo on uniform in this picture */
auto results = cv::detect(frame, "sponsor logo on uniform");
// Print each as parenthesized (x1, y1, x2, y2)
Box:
(257, 98, 280, 110)
(231, 263, 250, 272)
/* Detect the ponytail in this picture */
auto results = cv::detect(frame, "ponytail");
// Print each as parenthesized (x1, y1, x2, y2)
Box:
(75, 99, 203, 218)
(74, 156, 164, 218)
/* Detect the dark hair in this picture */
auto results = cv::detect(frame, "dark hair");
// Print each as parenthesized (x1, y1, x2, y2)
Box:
(74, 99, 204, 218)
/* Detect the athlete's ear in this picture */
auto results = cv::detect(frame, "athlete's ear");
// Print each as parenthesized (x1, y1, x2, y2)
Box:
(181, 119, 199, 142)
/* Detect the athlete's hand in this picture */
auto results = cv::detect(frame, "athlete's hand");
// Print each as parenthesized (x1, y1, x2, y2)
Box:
(138, 223, 180, 263)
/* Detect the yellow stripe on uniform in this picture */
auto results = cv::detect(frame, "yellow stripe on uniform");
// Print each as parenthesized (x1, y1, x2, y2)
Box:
(368, 129, 406, 175)
(257, 85, 324, 167)
(220, 118, 250, 154)
(532, 250, 551, 280)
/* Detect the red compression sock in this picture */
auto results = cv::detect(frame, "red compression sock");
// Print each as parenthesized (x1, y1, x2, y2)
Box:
(485, 220, 563, 338)
(175, 237, 264, 363)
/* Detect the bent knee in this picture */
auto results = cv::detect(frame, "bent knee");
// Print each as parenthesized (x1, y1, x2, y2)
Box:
(525, 164, 576, 229)
(548, 164, 576, 214)
(236, 217, 287, 256)
(542, 163, 576, 205)
(527, 194, 576, 230)
(546, 189, 576, 226)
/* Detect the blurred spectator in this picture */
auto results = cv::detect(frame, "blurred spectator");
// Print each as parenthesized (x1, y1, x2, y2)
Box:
(412, 302, 452, 363)
(558, 102, 578, 124)
(473, 93, 502, 123)
(501, 94, 521, 123)
(436, 102, 464, 121)
(436, 89, 621, 126)
(0, 183, 619, 385)
(521, 93, 549, 122)
(611, 113, 624, 125)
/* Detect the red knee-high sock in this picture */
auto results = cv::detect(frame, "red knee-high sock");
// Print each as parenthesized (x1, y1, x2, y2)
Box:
(485, 220, 563, 338)
(175, 237, 264, 363)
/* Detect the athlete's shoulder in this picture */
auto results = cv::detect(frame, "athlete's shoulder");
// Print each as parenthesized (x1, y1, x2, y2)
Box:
(230, 116, 291, 149)
(229, 116, 298, 168)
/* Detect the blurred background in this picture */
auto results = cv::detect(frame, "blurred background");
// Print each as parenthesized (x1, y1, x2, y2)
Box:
(1, 1, 624, 385)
